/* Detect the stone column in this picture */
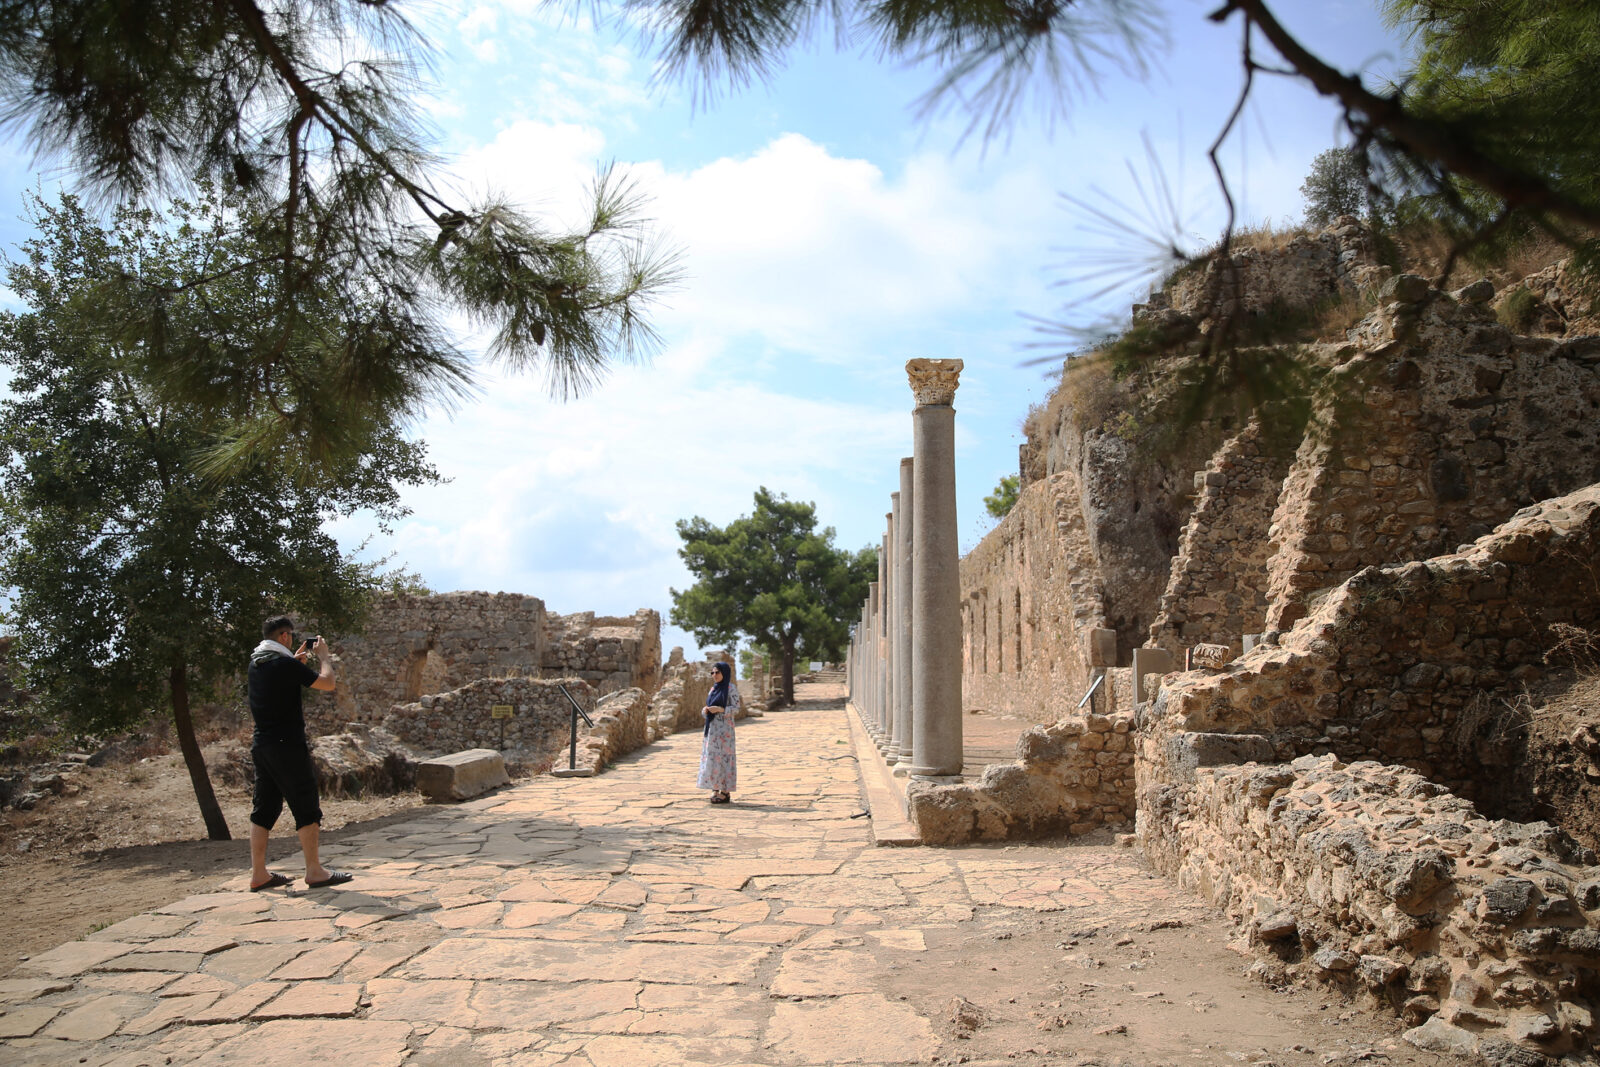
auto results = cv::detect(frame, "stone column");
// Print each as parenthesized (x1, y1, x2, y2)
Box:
(906, 358, 964, 779)
(867, 580, 880, 734)
(883, 527, 896, 748)
(892, 457, 915, 766)
(857, 604, 869, 721)
(882, 497, 900, 756)
(846, 630, 856, 706)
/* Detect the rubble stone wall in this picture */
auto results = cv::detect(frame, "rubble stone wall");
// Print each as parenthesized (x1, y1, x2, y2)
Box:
(908, 699, 1137, 845)
(1263, 288, 1600, 631)
(382, 676, 596, 762)
(1143, 754, 1600, 1061)
(541, 609, 662, 697)
(1143, 483, 1600, 802)
(319, 592, 547, 733)
(574, 687, 651, 774)
(1161, 219, 1382, 323)
(1148, 421, 1289, 655)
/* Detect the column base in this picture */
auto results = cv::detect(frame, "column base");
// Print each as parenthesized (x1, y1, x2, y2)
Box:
(909, 773, 963, 784)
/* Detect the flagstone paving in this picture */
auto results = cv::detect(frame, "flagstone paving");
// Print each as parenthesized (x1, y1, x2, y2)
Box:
(0, 684, 1466, 1067)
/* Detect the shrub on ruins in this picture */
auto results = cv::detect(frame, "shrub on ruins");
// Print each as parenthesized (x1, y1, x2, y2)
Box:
(671, 488, 876, 707)
(1300, 148, 1371, 229)
(984, 475, 1020, 521)
(0, 0, 679, 470)
(0, 189, 441, 841)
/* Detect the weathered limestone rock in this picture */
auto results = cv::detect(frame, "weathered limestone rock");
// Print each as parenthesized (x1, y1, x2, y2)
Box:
(309, 725, 418, 798)
(568, 687, 650, 775)
(415, 749, 508, 801)
(1144, 483, 1600, 799)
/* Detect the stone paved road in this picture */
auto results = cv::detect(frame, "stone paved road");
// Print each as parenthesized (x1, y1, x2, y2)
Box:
(0, 686, 1463, 1067)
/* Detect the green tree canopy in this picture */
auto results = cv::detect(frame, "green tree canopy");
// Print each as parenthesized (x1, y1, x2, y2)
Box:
(0, 1, 679, 467)
(1380, 0, 1600, 246)
(983, 474, 1020, 521)
(0, 190, 440, 839)
(671, 488, 876, 706)
(1300, 147, 1370, 229)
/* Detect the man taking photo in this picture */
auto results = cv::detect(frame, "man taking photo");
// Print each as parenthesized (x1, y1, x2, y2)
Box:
(246, 615, 353, 890)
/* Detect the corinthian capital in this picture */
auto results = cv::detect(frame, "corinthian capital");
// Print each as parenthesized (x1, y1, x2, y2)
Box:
(905, 358, 963, 407)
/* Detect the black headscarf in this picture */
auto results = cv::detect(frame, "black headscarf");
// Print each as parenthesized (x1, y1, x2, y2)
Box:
(706, 662, 732, 708)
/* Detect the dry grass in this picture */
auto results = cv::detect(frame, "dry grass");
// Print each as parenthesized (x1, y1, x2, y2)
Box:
(1394, 224, 1580, 290)
(1313, 286, 1382, 341)
(1057, 351, 1122, 438)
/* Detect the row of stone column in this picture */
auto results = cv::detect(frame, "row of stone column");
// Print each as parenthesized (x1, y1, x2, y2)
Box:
(845, 359, 964, 780)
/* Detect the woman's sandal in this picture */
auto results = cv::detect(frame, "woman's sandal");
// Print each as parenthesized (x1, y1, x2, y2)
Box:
(710, 791, 730, 804)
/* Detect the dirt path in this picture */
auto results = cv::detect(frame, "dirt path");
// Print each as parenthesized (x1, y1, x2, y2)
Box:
(0, 684, 1468, 1065)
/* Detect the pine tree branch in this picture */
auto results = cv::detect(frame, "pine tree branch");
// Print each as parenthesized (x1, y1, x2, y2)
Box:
(1210, 0, 1600, 229)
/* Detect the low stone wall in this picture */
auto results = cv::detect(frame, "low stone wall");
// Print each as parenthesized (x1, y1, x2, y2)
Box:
(573, 687, 650, 774)
(908, 690, 1137, 846)
(541, 609, 662, 697)
(382, 677, 596, 764)
(1144, 753, 1600, 1063)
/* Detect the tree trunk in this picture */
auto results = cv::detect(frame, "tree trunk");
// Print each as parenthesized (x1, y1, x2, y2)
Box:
(780, 641, 797, 707)
(171, 659, 231, 841)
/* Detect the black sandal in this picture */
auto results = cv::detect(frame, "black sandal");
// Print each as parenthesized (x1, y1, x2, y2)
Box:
(710, 791, 730, 804)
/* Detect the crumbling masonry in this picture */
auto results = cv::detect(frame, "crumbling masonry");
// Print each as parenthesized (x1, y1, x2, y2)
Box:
(850, 221, 1600, 1062)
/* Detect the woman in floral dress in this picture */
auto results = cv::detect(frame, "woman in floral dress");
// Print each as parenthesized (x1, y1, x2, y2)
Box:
(697, 661, 739, 803)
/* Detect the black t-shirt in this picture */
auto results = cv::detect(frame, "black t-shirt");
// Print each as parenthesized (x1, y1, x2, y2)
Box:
(247, 653, 320, 746)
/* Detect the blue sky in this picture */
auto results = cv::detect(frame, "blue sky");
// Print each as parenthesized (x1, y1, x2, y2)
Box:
(0, 0, 1412, 659)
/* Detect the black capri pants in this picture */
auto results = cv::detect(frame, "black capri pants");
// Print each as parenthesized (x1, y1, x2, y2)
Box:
(250, 742, 323, 830)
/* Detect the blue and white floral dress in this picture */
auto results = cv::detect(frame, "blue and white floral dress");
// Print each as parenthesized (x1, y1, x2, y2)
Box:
(696, 684, 740, 793)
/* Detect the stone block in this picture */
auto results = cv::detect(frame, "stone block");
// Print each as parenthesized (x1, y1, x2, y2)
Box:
(1084, 627, 1118, 667)
(1132, 646, 1176, 704)
(1165, 732, 1276, 783)
(415, 749, 509, 801)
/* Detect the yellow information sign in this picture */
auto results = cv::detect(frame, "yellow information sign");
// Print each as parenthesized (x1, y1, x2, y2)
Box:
(490, 704, 515, 719)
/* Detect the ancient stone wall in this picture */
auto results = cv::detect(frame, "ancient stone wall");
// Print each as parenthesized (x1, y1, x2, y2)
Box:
(1143, 483, 1600, 802)
(1148, 421, 1289, 655)
(960, 473, 1107, 722)
(319, 592, 547, 732)
(1263, 283, 1600, 631)
(1143, 753, 1600, 1061)
(540, 609, 662, 697)
(382, 677, 596, 762)
(1027, 384, 1226, 658)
